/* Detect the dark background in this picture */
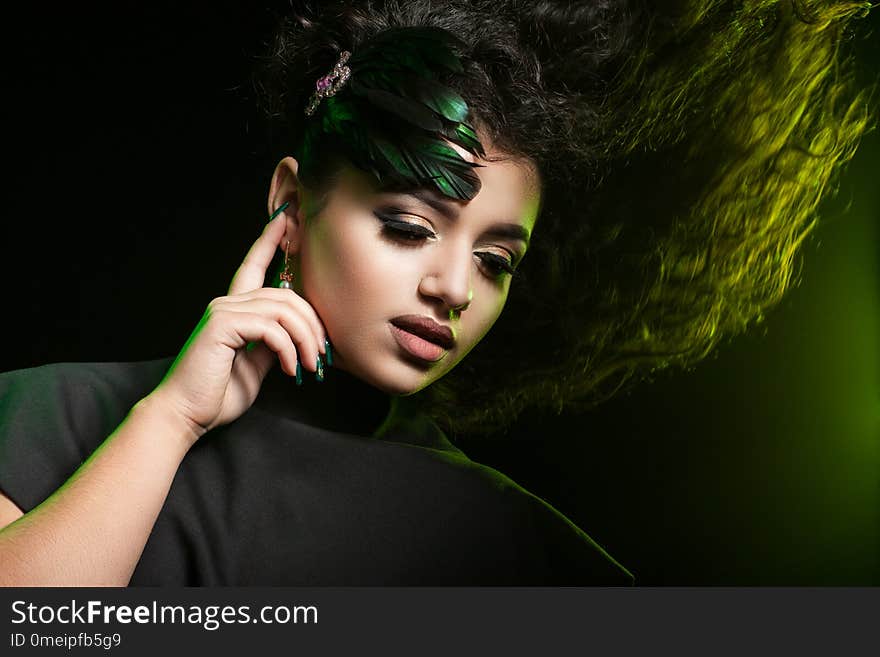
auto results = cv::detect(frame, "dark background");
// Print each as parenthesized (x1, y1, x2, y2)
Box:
(3, 3, 878, 585)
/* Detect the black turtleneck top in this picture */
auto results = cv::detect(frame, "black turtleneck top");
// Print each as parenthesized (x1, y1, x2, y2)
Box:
(0, 357, 633, 585)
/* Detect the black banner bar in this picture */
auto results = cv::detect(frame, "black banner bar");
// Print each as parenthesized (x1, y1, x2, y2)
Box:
(0, 588, 876, 655)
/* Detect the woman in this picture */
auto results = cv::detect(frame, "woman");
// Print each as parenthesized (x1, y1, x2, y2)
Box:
(0, 0, 873, 585)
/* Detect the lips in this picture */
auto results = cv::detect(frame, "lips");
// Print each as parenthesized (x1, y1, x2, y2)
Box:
(389, 315, 456, 349)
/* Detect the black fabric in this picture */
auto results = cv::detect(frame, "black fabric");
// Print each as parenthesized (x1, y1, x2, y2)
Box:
(0, 358, 634, 585)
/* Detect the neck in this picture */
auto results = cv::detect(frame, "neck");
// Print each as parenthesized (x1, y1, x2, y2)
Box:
(254, 363, 394, 436)
(253, 362, 461, 453)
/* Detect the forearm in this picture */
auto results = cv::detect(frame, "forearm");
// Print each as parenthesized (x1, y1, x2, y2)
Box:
(0, 393, 198, 586)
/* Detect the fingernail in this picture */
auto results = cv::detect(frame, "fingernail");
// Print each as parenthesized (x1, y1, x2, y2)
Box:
(324, 339, 333, 367)
(315, 356, 324, 382)
(295, 360, 302, 386)
(268, 200, 290, 223)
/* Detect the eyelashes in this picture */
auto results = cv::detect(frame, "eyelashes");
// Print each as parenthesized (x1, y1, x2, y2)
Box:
(373, 210, 517, 277)
(375, 213, 435, 240)
(475, 252, 516, 276)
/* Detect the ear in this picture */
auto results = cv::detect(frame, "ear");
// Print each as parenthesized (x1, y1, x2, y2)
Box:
(267, 156, 307, 254)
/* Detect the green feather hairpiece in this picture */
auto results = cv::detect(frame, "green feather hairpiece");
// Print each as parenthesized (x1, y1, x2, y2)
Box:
(303, 26, 486, 200)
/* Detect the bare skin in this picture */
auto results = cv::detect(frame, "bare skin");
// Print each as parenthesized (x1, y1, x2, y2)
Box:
(0, 142, 539, 585)
(270, 152, 540, 396)
(0, 214, 323, 585)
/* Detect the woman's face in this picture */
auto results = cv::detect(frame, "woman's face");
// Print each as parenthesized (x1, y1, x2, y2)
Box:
(269, 141, 541, 395)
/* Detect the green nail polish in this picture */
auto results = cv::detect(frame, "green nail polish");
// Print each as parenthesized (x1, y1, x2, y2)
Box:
(295, 360, 302, 386)
(268, 200, 290, 223)
(324, 339, 333, 367)
(316, 356, 324, 382)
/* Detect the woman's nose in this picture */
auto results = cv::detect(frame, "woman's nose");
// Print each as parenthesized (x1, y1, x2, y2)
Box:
(418, 246, 474, 314)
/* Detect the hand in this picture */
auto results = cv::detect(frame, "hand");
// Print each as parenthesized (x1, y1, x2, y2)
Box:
(149, 211, 327, 446)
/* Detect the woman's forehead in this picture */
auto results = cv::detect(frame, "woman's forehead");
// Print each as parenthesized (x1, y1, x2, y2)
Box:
(325, 156, 540, 235)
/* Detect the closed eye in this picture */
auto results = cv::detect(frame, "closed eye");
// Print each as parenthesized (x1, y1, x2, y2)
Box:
(476, 252, 515, 276)
(374, 210, 435, 240)
(373, 210, 519, 278)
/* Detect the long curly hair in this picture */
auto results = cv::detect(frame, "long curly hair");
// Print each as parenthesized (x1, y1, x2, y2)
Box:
(252, 0, 876, 439)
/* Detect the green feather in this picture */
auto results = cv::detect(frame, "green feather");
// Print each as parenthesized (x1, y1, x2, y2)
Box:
(311, 26, 484, 200)
(446, 122, 486, 157)
(356, 70, 468, 123)
(349, 82, 444, 132)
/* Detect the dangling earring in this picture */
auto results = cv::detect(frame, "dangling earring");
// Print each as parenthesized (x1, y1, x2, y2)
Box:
(278, 240, 295, 289)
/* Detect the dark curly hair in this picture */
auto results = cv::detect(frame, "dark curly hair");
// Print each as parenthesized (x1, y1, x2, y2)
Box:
(251, 0, 876, 439)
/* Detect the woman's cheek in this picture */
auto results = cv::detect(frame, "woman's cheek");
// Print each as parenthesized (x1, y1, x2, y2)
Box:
(304, 218, 368, 295)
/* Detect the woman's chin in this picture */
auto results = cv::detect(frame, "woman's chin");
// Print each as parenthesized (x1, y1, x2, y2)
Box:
(361, 363, 441, 397)
(331, 344, 458, 396)
(371, 373, 430, 397)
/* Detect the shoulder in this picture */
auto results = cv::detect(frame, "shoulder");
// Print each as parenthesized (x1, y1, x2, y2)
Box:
(388, 433, 634, 584)
(0, 357, 175, 513)
(1, 356, 174, 438)
(1, 356, 174, 390)
(0, 357, 174, 410)
(456, 458, 635, 585)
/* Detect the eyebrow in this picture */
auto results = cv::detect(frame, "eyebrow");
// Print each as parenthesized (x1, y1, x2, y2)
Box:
(389, 188, 532, 246)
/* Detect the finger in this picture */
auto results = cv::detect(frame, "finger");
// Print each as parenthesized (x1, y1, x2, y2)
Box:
(224, 297, 323, 367)
(242, 340, 276, 384)
(227, 208, 288, 296)
(225, 288, 329, 356)
(215, 310, 301, 376)
(261, 288, 329, 355)
(220, 303, 320, 373)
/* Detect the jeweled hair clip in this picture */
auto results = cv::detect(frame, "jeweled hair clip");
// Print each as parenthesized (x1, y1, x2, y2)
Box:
(304, 50, 352, 117)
